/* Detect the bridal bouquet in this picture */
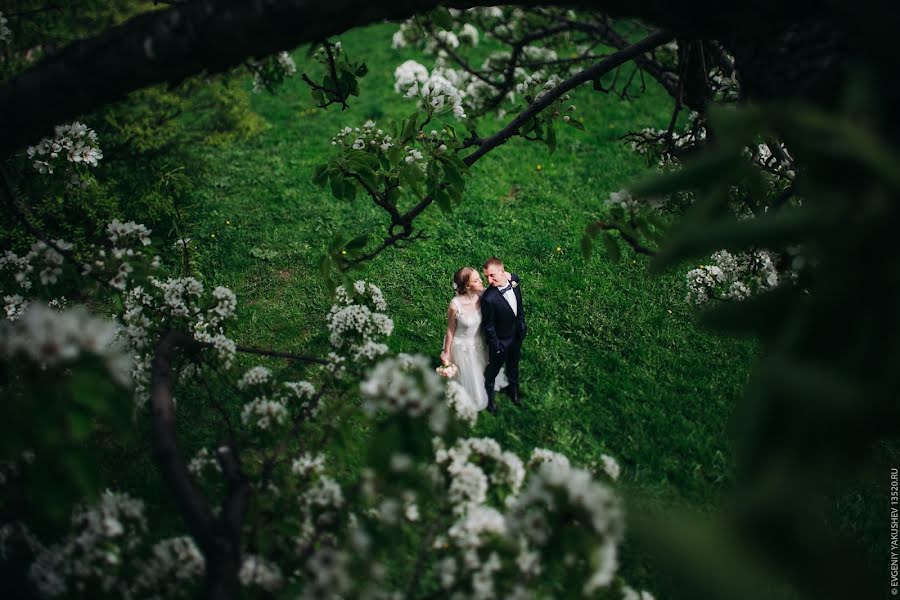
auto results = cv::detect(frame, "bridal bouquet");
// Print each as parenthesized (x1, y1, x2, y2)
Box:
(435, 362, 458, 378)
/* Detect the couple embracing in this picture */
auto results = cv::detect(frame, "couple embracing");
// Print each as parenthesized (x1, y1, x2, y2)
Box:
(440, 256, 527, 415)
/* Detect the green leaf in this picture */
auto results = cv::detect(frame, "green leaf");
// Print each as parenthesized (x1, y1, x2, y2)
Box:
(699, 286, 798, 339)
(581, 234, 593, 260)
(775, 105, 900, 189)
(401, 113, 419, 142)
(654, 209, 820, 270)
(345, 154, 379, 191)
(520, 118, 537, 136)
(67, 408, 94, 441)
(443, 163, 464, 189)
(445, 153, 467, 174)
(319, 254, 333, 278)
(545, 124, 557, 154)
(645, 213, 669, 231)
(426, 158, 439, 178)
(349, 151, 379, 170)
(344, 180, 357, 201)
(387, 146, 403, 167)
(327, 233, 346, 253)
(312, 163, 329, 186)
(340, 70, 359, 97)
(344, 234, 369, 253)
(330, 174, 357, 201)
(400, 163, 424, 185)
(602, 232, 621, 263)
(631, 151, 742, 197)
(744, 166, 768, 211)
(434, 188, 452, 212)
(329, 173, 346, 199)
(431, 7, 454, 29)
(564, 118, 585, 131)
(442, 123, 458, 141)
(707, 104, 765, 146)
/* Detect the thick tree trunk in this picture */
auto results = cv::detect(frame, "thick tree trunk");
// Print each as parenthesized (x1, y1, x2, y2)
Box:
(0, 0, 818, 158)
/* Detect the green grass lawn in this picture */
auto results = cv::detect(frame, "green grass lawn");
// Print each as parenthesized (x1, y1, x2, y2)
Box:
(112, 22, 758, 593)
(177, 22, 754, 501)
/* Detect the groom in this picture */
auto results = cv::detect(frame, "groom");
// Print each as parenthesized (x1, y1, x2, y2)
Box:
(481, 256, 527, 414)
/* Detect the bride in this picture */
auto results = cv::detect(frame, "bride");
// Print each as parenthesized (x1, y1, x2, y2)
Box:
(440, 266, 507, 412)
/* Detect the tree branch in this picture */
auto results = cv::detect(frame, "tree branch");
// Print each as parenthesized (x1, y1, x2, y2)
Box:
(341, 30, 674, 268)
(0, 165, 113, 289)
(592, 220, 658, 256)
(234, 344, 327, 364)
(418, 16, 499, 87)
(562, 16, 680, 99)
(464, 29, 674, 164)
(150, 331, 216, 544)
(151, 330, 250, 600)
(0, 0, 814, 157)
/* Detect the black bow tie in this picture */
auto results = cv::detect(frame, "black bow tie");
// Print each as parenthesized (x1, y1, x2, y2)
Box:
(498, 284, 513, 294)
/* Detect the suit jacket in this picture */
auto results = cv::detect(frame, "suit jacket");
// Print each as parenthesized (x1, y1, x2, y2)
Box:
(481, 273, 527, 355)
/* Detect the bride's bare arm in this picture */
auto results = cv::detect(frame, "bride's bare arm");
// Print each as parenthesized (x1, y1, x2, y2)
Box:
(441, 301, 457, 365)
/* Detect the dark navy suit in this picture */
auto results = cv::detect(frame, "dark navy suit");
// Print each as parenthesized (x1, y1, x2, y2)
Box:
(481, 273, 526, 399)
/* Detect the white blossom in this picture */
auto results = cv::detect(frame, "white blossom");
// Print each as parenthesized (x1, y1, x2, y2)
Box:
(686, 249, 780, 305)
(241, 395, 288, 430)
(276, 51, 297, 76)
(459, 23, 480, 47)
(509, 460, 625, 594)
(292, 452, 326, 477)
(435, 30, 460, 50)
(622, 585, 657, 600)
(28, 491, 147, 597)
(394, 62, 467, 119)
(447, 505, 506, 563)
(238, 365, 272, 389)
(436, 437, 525, 514)
(0, 12, 11, 44)
(27, 121, 103, 174)
(107, 219, 151, 246)
(360, 353, 449, 432)
(445, 380, 477, 425)
(4, 294, 27, 320)
(131, 536, 205, 597)
(393, 60, 430, 94)
(239, 555, 283, 592)
(327, 282, 393, 366)
(528, 448, 570, 470)
(187, 447, 221, 476)
(600, 454, 621, 481)
(0, 303, 132, 385)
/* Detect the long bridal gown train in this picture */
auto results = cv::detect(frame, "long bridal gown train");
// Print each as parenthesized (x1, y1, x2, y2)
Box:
(449, 296, 507, 411)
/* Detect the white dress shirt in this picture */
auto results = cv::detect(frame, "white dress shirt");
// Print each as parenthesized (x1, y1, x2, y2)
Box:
(499, 280, 517, 316)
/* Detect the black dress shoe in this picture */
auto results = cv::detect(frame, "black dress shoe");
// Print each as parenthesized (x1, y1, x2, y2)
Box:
(486, 397, 498, 415)
(510, 389, 521, 406)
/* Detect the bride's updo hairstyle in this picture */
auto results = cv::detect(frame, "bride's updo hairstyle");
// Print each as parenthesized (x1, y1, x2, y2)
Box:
(453, 267, 476, 295)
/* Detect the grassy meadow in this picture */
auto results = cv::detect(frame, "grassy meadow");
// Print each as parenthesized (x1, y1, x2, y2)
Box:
(107, 21, 759, 592)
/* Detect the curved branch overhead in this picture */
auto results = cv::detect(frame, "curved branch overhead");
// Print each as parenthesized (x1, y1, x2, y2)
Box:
(0, 0, 817, 157)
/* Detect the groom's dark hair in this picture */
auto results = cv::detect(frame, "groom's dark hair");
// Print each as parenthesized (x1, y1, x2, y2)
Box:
(483, 256, 503, 270)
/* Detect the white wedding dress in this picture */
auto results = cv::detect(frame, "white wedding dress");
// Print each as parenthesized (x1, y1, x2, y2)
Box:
(448, 296, 507, 412)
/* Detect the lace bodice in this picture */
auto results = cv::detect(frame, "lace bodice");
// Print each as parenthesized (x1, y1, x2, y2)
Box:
(451, 297, 482, 346)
